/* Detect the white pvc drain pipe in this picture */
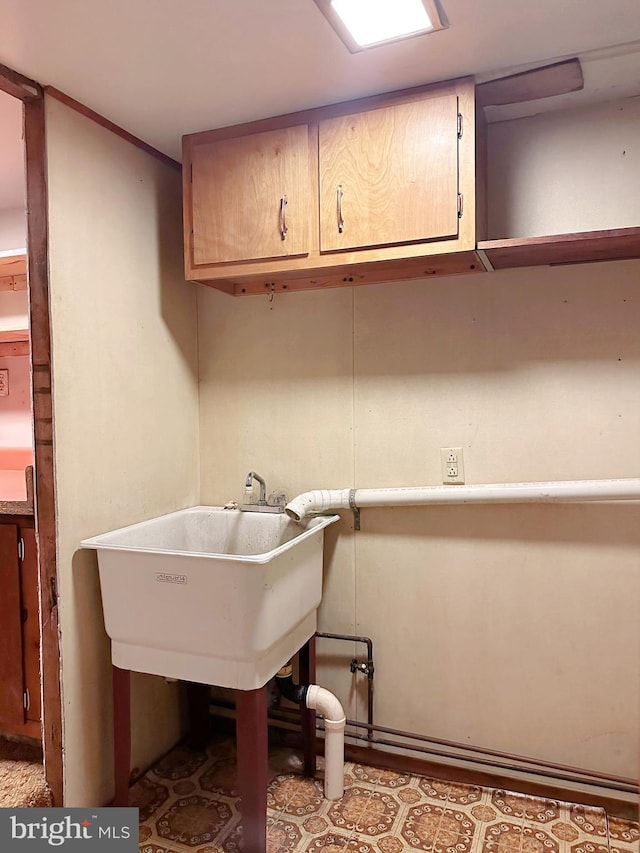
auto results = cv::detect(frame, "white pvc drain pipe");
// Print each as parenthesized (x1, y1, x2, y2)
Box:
(285, 478, 640, 521)
(305, 685, 345, 800)
(275, 664, 345, 800)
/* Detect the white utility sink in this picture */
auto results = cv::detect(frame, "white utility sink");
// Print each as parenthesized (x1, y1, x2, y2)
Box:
(81, 507, 339, 690)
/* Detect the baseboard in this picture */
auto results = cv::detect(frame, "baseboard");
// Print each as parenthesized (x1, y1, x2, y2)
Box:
(208, 706, 638, 821)
(336, 739, 638, 822)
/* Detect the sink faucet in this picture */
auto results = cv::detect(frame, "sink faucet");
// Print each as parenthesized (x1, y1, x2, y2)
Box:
(245, 471, 267, 506)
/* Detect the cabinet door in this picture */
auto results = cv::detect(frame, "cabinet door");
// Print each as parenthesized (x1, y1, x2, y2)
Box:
(20, 528, 41, 724)
(319, 94, 459, 253)
(191, 124, 310, 265)
(0, 524, 25, 727)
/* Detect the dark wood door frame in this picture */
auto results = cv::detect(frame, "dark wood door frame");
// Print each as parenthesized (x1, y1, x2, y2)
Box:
(0, 62, 63, 805)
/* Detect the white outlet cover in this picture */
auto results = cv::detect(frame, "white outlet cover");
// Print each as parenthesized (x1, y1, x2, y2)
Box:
(441, 447, 465, 484)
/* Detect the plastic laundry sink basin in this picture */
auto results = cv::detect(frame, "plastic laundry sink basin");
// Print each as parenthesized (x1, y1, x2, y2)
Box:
(81, 506, 339, 690)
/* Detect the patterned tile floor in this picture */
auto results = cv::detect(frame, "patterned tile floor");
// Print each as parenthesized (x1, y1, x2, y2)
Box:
(133, 735, 639, 853)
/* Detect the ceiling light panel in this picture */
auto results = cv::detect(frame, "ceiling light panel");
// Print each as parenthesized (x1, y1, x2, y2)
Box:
(314, 0, 447, 52)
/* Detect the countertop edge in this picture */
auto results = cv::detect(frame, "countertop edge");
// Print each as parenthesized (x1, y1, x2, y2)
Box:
(0, 465, 35, 516)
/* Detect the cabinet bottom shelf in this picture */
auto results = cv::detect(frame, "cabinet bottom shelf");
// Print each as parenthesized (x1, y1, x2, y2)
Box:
(195, 250, 484, 296)
(478, 227, 640, 270)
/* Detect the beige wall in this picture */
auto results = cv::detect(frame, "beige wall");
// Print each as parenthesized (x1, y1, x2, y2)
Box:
(0, 208, 26, 251)
(0, 288, 28, 331)
(46, 97, 199, 806)
(488, 96, 640, 238)
(0, 290, 31, 449)
(198, 260, 640, 784)
(0, 352, 32, 449)
(43, 89, 639, 803)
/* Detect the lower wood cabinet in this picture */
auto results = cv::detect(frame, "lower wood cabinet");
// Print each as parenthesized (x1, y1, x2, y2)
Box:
(0, 519, 41, 737)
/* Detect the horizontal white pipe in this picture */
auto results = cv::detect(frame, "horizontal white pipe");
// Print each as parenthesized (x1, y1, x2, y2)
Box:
(306, 685, 345, 800)
(285, 478, 640, 521)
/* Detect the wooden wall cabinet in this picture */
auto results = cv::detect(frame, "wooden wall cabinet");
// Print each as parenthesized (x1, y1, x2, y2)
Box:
(183, 78, 482, 295)
(0, 253, 27, 293)
(0, 254, 29, 357)
(184, 67, 640, 292)
(0, 520, 41, 738)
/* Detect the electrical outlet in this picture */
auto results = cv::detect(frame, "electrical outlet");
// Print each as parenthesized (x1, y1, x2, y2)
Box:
(441, 447, 464, 484)
(0, 369, 8, 397)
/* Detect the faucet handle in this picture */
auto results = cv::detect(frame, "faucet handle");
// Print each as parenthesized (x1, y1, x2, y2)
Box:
(267, 490, 288, 509)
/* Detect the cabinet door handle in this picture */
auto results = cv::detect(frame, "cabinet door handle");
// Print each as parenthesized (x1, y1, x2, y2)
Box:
(337, 185, 344, 233)
(279, 194, 288, 240)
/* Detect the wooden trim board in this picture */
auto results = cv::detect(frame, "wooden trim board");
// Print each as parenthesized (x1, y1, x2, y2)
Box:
(0, 62, 41, 101)
(0, 254, 27, 275)
(0, 64, 62, 797)
(229, 250, 484, 295)
(338, 741, 638, 822)
(0, 329, 29, 343)
(23, 91, 64, 807)
(478, 227, 640, 269)
(476, 59, 583, 108)
(211, 710, 638, 822)
(45, 87, 181, 172)
(0, 341, 29, 357)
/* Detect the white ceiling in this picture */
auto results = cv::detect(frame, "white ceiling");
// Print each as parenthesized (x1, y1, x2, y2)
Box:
(0, 0, 639, 177)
